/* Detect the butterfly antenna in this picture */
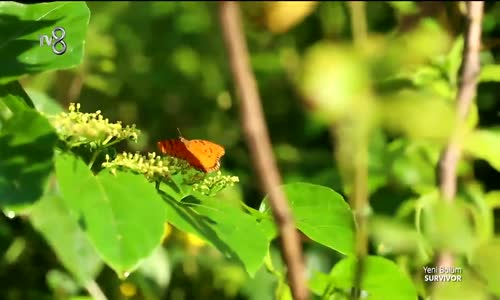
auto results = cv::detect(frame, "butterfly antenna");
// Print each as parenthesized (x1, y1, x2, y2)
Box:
(176, 128, 183, 138)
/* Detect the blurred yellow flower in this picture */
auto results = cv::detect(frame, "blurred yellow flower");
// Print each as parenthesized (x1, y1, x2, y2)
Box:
(119, 282, 137, 297)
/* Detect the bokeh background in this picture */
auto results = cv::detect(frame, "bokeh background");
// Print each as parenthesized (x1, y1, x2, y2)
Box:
(3, 1, 500, 299)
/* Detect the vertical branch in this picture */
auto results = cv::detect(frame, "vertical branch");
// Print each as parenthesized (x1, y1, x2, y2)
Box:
(332, 124, 370, 300)
(348, 1, 367, 48)
(352, 142, 369, 300)
(218, 2, 309, 300)
(346, 3, 369, 299)
(437, 0, 484, 276)
(439, 1, 484, 202)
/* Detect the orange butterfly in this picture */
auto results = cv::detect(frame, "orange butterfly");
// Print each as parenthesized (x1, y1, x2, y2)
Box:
(157, 131, 225, 173)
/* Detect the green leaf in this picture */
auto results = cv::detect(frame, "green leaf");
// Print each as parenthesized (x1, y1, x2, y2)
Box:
(241, 263, 279, 300)
(261, 183, 355, 255)
(0, 2, 90, 84)
(299, 42, 372, 123)
(422, 200, 477, 254)
(388, 139, 439, 194)
(256, 216, 278, 242)
(309, 271, 331, 296)
(470, 238, 500, 296)
(466, 103, 479, 130)
(136, 246, 171, 290)
(162, 196, 268, 276)
(380, 90, 455, 143)
(320, 256, 418, 300)
(386, 1, 419, 15)
(0, 109, 57, 211)
(445, 36, 464, 86)
(55, 154, 167, 275)
(464, 129, 500, 172)
(479, 64, 500, 82)
(430, 268, 489, 300)
(46, 269, 80, 296)
(30, 189, 102, 285)
(369, 217, 426, 256)
(0, 81, 35, 113)
(25, 88, 63, 115)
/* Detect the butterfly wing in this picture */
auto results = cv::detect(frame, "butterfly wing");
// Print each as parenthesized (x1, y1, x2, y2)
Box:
(157, 138, 193, 161)
(184, 139, 225, 172)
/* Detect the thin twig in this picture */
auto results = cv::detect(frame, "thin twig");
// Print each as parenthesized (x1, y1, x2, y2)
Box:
(436, 0, 483, 284)
(218, 2, 308, 300)
(88, 148, 102, 170)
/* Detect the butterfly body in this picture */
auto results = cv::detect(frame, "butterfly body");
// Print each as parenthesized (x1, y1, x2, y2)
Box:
(157, 137, 225, 173)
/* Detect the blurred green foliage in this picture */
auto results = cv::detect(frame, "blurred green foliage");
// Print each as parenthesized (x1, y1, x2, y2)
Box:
(2, 1, 500, 300)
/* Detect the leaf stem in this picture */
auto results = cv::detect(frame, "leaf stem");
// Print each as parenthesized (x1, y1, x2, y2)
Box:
(415, 202, 431, 262)
(264, 252, 289, 299)
(102, 135, 114, 146)
(264, 251, 282, 279)
(104, 139, 122, 147)
(88, 148, 101, 170)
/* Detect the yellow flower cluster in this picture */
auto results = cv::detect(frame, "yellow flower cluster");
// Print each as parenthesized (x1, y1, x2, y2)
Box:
(102, 151, 239, 195)
(49, 103, 239, 195)
(102, 152, 171, 180)
(47, 103, 140, 149)
(192, 171, 240, 196)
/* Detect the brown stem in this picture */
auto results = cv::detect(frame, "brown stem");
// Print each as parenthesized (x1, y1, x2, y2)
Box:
(218, 2, 308, 300)
(439, 1, 483, 203)
(436, 0, 483, 284)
